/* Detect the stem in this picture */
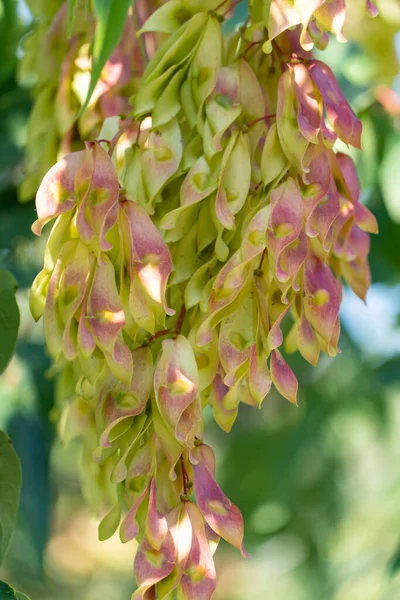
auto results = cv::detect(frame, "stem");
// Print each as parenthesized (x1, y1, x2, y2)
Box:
(258, 248, 267, 270)
(180, 454, 188, 496)
(290, 53, 307, 62)
(221, 0, 243, 16)
(132, 2, 149, 66)
(272, 40, 288, 73)
(146, 329, 171, 343)
(174, 305, 186, 337)
(108, 121, 132, 157)
(248, 114, 276, 128)
(135, 121, 142, 145)
(61, 127, 74, 155)
(215, 0, 241, 15)
(144, 305, 186, 346)
(215, 0, 231, 11)
(144, 305, 186, 345)
(242, 40, 262, 57)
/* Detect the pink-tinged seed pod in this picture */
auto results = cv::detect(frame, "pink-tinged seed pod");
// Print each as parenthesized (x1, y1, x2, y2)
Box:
(120, 441, 155, 543)
(297, 314, 321, 367)
(191, 444, 249, 558)
(197, 206, 269, 347)
(215, 132, 251, 230)
(292, 62, 321, 144)
(270, 349, 298, 405)
(303, 256, 341, 356)
(314, 0, 347, 43)
(218, 293, 256, 387)
(75, 142, 119, 251)
(154, 335, 202, 450)
(276, 69, 310, 174)
(267, 0, 303, 47)
(212, 367, 239, 433)
(266, 0, 352, 51)
(120, 200, 174, 331)
(132, 530, 177, 599)
(86, 254, 133, 385)
(335, 153, 378, 234)
(180, 502, 217, 600)
(32, 150, 85, 236)
(146, 479, 169, 552)
(366, 0, 379, 17)
(267, 177, 306, 287)
(309, 61, 362, 149)
(249, 344, 273, 406)
(97, 347, 153, 448)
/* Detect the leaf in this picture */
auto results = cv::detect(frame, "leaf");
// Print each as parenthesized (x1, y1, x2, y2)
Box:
(98, 503, 121, 541)
(6, 414, 52, 575)
(0, 269, 19, 375)
(78, 0, 133, 117)
(67, 0, 77, 38)
(379, 136, 400, 224)
(0, 581, 31, 600)
(388, 542, 400, 576)
(0, 431, 22, 567)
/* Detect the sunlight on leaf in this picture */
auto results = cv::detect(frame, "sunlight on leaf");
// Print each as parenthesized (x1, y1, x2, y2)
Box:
(0, 580, 31, 600)
(0, 269, 19, 375)
(0, 431, 22, 567)
(78, 0, 133, 117)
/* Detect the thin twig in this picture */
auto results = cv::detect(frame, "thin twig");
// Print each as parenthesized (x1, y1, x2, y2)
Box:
(242, 40, 262, 58)
(258, 248, 267, 270)
(180, 454, 188, 496)
(135, 121, 142, 145)
(221, 0, 243, 17)
(215, 0, 231, 11)
(108, 121, 132, 157)
(132, 2, 149, 65)
(174, 305, 186, 337)
(146, 329, 171, 343)
(247, 114, 276, 128)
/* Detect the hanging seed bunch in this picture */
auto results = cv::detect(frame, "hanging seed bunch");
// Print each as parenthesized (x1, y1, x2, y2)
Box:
(30, 0, 379, 597)
(18, 0, 146, 201)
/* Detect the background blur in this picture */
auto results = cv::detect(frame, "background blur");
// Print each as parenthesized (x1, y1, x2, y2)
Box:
(1, 1, 400, 599)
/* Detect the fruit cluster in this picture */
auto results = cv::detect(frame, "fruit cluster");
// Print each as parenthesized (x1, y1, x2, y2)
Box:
(30, 1, 378, 598)
(18, 0, 145, 200)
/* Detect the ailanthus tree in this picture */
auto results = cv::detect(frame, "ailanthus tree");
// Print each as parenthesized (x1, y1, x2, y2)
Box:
(13, 0, 385, 597)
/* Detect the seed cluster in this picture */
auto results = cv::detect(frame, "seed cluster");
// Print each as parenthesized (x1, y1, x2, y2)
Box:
(29, 1, 378, 598)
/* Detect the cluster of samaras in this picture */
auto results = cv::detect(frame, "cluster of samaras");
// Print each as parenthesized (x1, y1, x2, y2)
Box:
(30, 0, 378, 598)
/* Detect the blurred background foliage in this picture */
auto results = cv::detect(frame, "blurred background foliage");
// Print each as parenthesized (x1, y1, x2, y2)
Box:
(1, 1, 400, 599)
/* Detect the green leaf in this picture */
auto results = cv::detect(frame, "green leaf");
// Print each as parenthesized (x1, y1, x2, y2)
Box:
(67, 0, 77, 38)
(0, 581, 30, 600)
(0, 431, 22, 567)
(0, 269, 19, 375)
(388, 543, 400, 576)
(98, 503, 121, 541)
(379, 135, 400, 224)
(78, 0, 132, 117)
(0, 581, 17, 600)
